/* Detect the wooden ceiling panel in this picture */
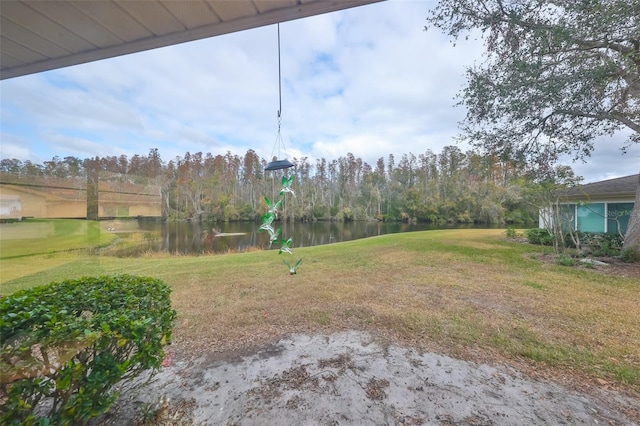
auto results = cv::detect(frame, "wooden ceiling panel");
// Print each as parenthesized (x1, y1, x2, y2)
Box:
(207, 0, 259, 22)
(116, 1, 186, 36)
(253, 1, 298, 15)
(71, 1, 154, 43)
(0, 36, 47, 63)
(1, 1, 95, 53)
(1, 16, 71, 57)
(24, 1, 124, 48)
(0, 52, 25, 69)
(160, 1, 221, 30)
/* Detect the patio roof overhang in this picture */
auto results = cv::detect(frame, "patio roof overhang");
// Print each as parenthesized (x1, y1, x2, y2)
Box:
(0, 0, 383, 80)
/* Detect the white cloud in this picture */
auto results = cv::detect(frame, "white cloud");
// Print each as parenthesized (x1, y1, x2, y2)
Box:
(45, 133, 127, 159)
(0, 133, 33, 160)
(563, 132, 640, 183)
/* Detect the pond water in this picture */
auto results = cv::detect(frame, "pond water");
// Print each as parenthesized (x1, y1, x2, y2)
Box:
(101, 219, 509, 257)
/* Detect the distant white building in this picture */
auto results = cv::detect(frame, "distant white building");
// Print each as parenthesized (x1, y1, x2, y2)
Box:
(539, 174, 638, 235)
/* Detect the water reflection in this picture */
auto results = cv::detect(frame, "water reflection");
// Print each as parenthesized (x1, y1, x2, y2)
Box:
(102, 218, 498, 257)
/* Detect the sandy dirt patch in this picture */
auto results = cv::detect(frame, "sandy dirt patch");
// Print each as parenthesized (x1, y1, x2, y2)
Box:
(95, 331, 639, 425)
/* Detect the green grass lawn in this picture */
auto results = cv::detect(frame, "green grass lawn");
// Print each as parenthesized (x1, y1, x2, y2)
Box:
(0, 219, 114, 260)
(1, 225, 639, 392)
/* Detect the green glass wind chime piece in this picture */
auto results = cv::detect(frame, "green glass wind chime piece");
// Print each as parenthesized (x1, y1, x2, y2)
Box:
(260, 175, 302, 275)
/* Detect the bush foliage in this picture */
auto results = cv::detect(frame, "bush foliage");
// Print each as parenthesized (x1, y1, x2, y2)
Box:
(565, 232, 624, 255)
(0, 275, 176, 425)
(526, 228, 629, 258)
(525, 228, 554, 246)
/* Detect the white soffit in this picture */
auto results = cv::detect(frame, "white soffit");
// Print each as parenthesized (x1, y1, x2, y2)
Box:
(0, 0, 383, 80)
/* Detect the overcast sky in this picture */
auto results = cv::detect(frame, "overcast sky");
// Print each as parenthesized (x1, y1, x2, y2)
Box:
(1, 0, 638, 183)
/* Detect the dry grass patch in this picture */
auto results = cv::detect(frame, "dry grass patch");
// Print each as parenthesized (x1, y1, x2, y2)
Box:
(3, 229, 639, 394)
(155, 231, 639, 393)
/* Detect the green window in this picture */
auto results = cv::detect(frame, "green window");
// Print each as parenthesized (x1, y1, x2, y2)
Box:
(559, 204, 576, 231)
(607, 203, 634, 235)
(577, 203, 605, 232)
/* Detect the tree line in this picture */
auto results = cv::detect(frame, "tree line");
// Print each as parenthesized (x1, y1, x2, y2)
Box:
(1, 146, 548, 224)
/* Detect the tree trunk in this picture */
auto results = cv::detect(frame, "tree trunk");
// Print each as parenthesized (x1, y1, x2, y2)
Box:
(623, 173, 640, 254)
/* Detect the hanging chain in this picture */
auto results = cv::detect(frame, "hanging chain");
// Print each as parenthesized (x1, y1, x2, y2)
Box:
(277, 23, 282, 129)
(268, 22, 292, 165)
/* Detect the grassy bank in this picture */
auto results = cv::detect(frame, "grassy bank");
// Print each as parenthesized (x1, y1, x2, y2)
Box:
(0, 219, 114, 260)
(1, 228, 639, 392)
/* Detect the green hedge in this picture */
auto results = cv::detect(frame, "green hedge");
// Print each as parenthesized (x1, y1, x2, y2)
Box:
(525, 228, 555, 245)
(0, 275, 176, 425)
(526, 229, 626, 255)
(565, 232, 624, 254)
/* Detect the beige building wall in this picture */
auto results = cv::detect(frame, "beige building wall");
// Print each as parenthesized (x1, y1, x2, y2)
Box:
(0, 186, 48, 217)
(99, 202, 161, 217)
(47, 200, 88, 218)
(1, 174, 161, 219)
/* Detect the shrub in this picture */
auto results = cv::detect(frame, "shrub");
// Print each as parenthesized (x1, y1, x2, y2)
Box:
(337, 207, 354, 222)
(312, 204, 328, 219)
(0, 274, 176, 425)
(504, 226, 518, 239)
(565, 232, 624, 255)
(525, 228, 554, 245)
(352, 206, 368, 221)
(555, 254, 575, 267)
(621, 247, 639, 263)
(456, 213, 474, 223)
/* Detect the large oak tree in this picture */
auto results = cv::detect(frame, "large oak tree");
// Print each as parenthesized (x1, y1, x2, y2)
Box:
(426, 0, 640, 252)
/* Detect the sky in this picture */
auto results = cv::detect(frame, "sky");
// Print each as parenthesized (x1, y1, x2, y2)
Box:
(1, 0, 638, 184)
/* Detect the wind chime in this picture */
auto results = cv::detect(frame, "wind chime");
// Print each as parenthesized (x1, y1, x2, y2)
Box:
(261, 23, 301, 275)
